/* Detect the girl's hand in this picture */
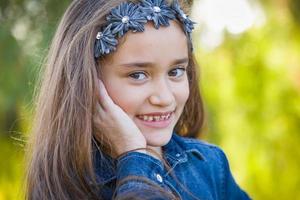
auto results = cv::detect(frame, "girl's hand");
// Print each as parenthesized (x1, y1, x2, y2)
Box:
(94, 79, 147, 157)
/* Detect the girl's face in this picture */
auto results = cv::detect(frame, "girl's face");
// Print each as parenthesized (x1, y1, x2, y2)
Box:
(100, 21, 189, 149)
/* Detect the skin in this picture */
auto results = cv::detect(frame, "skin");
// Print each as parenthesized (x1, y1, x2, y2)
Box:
(97, 21, 190, 158)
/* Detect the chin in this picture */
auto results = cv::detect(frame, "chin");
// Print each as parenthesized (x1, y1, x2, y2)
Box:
(142, 129, 173, 147)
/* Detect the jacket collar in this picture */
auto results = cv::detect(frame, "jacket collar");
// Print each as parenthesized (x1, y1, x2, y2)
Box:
(163, 132, 205, 167)
(93, 132, 205, 185)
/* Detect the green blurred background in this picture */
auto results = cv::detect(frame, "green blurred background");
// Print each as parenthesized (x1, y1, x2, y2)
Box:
(0, 0, 299, 199)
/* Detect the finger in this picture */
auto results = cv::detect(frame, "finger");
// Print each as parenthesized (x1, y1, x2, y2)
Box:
(96, 102, 106, 118)
(98, 79, 116, 110)
(95, 79, 109, 111)
(93, 103, 107, 131)
(95, 78, 105, 111)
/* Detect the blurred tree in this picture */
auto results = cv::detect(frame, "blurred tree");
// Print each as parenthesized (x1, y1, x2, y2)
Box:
(197, 0, 300, 199)
(0, 27, 20, 133)
(0, 0, 70, 135)
(290, 0, 300, 24)
(1, 1, 71, 198)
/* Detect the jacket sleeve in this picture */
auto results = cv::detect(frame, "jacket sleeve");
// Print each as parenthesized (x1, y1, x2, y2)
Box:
(216, 147, 252, 200)
(112, 151, 175, 200)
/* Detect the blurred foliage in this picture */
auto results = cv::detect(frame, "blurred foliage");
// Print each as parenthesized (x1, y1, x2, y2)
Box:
(0, 0, 300, 199)
(197, 0, 300, 199)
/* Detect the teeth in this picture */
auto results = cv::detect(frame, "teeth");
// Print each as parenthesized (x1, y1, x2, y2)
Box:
(139, 113, 172, 122)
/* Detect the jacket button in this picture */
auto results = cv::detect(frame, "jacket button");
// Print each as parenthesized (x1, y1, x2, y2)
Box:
(175, 153, 181, 157)
(155, 173, 163, 183)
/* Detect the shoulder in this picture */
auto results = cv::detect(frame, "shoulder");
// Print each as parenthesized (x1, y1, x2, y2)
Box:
(174, 134, 252, 200)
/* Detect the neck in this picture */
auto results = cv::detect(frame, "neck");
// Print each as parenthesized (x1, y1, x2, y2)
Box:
(147, 145, 163, 160)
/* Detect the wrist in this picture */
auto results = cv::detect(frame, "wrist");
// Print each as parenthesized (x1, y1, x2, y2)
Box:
(116, 147, 147, 160)
(115, 140, 145, 156)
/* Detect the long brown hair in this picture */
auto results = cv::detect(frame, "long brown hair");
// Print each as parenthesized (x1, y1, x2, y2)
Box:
(25, 0, 204, 199)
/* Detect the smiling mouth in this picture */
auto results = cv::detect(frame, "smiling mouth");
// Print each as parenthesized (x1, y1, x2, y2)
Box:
(136, 112, 174, 128)
(136, 111, 174, 122)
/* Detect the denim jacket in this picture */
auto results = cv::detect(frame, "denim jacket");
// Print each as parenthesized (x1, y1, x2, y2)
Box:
(93, 132, 251, 200)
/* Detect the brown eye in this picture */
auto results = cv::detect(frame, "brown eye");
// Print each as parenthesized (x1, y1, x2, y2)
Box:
(129, 72, 147, 80)
(168, 67, 186, 78)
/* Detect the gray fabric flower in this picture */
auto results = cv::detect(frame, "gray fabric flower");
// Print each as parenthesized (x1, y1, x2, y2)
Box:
(93, 1, 196, 58)
(171, 0, 195, 52)
(140, 0, 176, 29)
(107, 2, 148, 38)
(171, 0, 196, 34)
(94, 24, 118, 58)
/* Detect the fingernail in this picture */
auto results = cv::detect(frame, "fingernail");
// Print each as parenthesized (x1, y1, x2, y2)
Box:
(98, 79, 103, 87)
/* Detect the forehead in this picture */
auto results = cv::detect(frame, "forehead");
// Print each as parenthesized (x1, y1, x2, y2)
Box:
(102, 20, 189, 66)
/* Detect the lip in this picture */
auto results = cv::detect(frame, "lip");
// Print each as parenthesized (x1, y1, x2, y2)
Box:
(136, 111, 174, 128)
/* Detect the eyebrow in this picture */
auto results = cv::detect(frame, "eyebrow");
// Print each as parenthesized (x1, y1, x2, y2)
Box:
(118, 58, 189, 68)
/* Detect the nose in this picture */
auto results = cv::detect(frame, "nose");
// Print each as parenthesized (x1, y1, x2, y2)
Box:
(149, 78, 175, 107)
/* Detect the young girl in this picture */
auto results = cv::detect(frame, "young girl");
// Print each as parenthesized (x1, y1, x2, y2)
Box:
(25, 0, 251, 199)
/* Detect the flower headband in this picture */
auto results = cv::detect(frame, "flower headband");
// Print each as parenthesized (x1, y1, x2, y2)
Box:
(94, 0, 196, 59)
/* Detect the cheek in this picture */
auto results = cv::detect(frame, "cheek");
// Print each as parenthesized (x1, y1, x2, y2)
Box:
(175, 80, 190, 107)
(105, 82, 146, 115)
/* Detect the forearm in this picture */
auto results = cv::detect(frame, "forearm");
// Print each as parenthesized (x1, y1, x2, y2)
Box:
(113, 151, 175, 200)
